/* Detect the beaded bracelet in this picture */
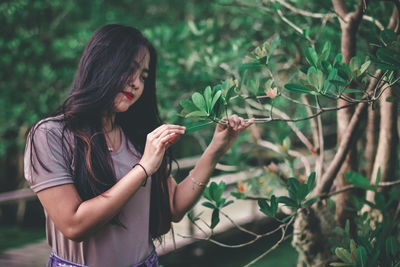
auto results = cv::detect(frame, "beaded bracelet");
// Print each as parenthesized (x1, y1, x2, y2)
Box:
(189, 173, 207, 188)
(133, 163, 149, 187)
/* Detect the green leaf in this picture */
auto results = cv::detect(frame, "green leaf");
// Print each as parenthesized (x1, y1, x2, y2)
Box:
(375, 167, 381, 188)
(271, 195, 278, 216)
(191, 92, 207, 112)
(258, 195, 277, 217)
(356, 246, 367, 267)
(333, 53, 343, 67)
(204, 86, 212, 112)
(277, 196, 298, 207)
(210, 90, 222, 111)
(377, 47, 400, 66)
(303, 197, 318, 207)
(349, 56, 359, 73)
(320, 41, 331, 61)
(180, 99, 199, 113)
(187, 210, 203, 222)
(269, 35, 280, 54)
(345, 172, 373, 190)
(223, 200, 234, 208)
(359, 60, 370, 75)
(225, 85, 236, 102)
(210, 209, 220, 229)
(335, 247, 353, 264)
(307, 172, 316, 193)
(185, 110, 208, 118)
(202, 201, 216, 209)
(210, 181, 225, 202)
(380, 29, 397, 45)
(284, 83, 315, 95)
(288, 178, 300, 200)
(329, 79, 348, 87)
(231, 192, 245, 199)
(386, 236, 398, 257)
(184, 121, 214, 134)
(374, 192, 385, 209)
(321, 60, 332, 74)
(307, 67, 323, 91)
(203, 187, 212, 201)
(303, 28, 310, 38)
(305, 47, 318, 67)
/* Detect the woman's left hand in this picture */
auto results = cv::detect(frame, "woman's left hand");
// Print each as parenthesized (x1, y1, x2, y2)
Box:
(208, 115, 254, 158)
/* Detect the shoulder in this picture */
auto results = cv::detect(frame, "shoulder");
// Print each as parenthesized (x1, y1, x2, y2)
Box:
(33, 115, 65, 135)
(29, 115, 73, 143)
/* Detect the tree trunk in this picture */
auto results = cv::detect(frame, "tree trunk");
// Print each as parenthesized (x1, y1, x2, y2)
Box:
(364, 100, 379, 180)
(334, 0, 364, 230)
(368, 86, 399, 195)
(292, 204, 338, 267)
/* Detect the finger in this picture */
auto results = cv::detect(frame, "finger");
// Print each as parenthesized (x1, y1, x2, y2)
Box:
(237, 117, 246, 130)
(230, 115, 240, 130)
(159, 132, 177, 147)
(150, 124, 185, 139)
(156, 131, 183, 146)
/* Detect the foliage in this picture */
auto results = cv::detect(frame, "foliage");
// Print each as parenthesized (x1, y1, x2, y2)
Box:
(329, 172, 400, 266)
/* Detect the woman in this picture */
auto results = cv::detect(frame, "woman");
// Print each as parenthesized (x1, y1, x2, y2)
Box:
(24, 24, 252, 267)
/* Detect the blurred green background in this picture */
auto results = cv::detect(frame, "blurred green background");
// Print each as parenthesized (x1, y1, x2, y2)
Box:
(0, 0, 395, 265)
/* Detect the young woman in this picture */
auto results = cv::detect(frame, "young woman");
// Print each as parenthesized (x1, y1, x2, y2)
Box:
(24, 24, 252, 267)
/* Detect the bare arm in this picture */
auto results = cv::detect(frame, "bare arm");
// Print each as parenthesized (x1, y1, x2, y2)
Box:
(168, 115, 254, 222)
(36, 124, 185, 242)
(37, 166, 147, 242)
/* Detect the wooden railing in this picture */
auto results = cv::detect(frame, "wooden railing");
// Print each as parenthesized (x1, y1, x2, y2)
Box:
(0, 155, 252, 224)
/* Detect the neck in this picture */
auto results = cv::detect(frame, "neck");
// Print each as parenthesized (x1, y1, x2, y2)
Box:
(103, 113, 116, 132)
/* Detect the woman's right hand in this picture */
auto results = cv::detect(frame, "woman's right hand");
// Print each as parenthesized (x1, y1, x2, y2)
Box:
(139, 124, 185, 175)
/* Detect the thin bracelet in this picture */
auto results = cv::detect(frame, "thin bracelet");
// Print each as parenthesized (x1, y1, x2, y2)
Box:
(133, 163, 149, 187)
(189, 173, 207, 188)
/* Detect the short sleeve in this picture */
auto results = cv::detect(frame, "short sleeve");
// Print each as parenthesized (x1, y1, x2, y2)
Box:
(24, 120, 74, 193)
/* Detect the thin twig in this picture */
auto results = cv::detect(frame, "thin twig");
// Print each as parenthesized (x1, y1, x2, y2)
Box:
(319, 179, 400, 199)
(243, 216, 295, 267)
(220, 210, 259, 237)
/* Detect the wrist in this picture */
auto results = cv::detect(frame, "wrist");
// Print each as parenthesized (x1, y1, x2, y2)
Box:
(206, 142, 225, 160)
(133, 162, 150, 186)
(203, 144, 224, 164)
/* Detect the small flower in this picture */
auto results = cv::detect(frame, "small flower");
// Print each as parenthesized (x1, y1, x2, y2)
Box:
(266, 87, 278, 99)
(267, 162, 278, 173)
(299, 175, 306, 183)
(253, 47, 266, 58)
(229, 78, 239, 87)
(237, 181, 248, 193)
(257, 177, 266, 185)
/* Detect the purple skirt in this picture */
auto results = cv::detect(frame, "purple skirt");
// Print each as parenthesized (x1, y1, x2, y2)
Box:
(46, 249, 159, 267)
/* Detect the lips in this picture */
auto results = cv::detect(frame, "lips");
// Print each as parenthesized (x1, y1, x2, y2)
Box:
(123, 91, 134, 100)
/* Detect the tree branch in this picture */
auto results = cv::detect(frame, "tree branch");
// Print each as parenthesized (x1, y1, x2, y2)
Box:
(315, 101, 367, 194)
(332, 0, 348, 20)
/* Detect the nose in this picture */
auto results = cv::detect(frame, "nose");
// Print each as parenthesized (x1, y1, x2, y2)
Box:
(129, 75, 140, 90)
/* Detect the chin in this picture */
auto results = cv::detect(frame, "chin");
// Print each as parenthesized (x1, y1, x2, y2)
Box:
(114, 104, 131, 113)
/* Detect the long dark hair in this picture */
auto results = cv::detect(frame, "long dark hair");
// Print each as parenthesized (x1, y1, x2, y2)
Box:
(29, 24, 172, 240)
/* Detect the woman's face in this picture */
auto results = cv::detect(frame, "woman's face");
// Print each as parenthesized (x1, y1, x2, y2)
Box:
(113, 49, 150, 113)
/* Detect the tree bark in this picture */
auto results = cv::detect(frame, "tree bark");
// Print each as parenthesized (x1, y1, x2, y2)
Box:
(368, 86, 398, 192)
(366, 6, 399, 204)
(364, 102, 379, 180)
(333, 0, 365, 229)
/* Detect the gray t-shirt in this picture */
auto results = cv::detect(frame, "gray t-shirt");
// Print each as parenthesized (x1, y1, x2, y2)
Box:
(24, 117, 153, 266)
